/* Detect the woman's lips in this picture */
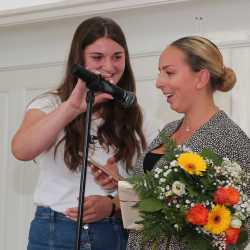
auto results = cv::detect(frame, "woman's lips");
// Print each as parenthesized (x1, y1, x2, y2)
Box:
(165, 93, 174, 103)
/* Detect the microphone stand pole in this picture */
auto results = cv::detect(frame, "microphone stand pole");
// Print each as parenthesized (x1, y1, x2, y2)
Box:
(75, 89, 95, 250)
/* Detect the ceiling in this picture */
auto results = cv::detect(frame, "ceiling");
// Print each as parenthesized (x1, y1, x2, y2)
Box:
(0, 0, 190, 28)
(0, 0, 64, 11)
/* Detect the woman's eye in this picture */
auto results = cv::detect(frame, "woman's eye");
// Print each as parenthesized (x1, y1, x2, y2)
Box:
(91, 56, 102, 61)
(166, 71, 175, 76)
(113, 55, 122, 61)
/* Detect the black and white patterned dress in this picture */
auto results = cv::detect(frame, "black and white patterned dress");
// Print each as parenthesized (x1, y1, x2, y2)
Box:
(126, 111, 250, 250)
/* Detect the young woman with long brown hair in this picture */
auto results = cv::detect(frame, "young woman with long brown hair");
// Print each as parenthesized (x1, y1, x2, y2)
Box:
(11, 16, 157, 250)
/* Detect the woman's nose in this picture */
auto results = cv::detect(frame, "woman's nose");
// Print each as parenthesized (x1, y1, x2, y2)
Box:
(155, 74, 166, 89)
(102, 58, 115, 72)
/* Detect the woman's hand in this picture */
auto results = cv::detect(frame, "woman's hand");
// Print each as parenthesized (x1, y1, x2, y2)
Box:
(91, 157, 119, 191)
(66, 79, 113, 115)
(65, 195, 113, 223)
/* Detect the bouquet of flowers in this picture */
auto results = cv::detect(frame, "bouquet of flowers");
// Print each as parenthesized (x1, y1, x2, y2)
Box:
(128, 134, 250, 250)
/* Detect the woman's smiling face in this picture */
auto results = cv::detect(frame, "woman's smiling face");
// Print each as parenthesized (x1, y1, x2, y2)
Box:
(84, 37, 126, 85)
(156, 46, 200, 113)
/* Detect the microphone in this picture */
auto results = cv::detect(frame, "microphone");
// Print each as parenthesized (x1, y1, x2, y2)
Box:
(71, 64, 136, 107)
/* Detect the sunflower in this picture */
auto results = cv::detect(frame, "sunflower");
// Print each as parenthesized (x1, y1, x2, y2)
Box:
(204, 205, 231, 235)
(177, 152, 207, 175)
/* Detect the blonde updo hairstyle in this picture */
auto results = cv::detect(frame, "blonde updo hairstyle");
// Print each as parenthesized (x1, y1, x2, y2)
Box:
(170, 36, 236, 92)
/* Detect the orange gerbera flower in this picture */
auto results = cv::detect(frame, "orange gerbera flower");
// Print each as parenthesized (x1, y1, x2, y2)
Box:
(186, 204, 209, 225)
(226, 187, 240, 205)
(226, 227, 241, 245)
(214, 187, 240, 206)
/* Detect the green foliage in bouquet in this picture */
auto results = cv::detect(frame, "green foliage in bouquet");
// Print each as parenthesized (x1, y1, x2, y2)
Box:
(128, 133, 250, 250)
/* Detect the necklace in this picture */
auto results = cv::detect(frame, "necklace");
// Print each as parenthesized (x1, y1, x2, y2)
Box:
(184, 127, 191, 132)
(181, 107, 220, 133)
(181, 118, 194, 133)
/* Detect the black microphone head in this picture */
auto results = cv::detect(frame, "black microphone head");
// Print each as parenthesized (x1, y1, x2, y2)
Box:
(71, 64, 80, 75)
(71, 64, 83, 78)
(71, 64, 96, 83)
(120, 91, 137, 108)
(71, 64, 136, 107)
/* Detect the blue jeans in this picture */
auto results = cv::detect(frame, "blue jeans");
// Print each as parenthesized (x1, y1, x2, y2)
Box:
(27, 206, 128, 250)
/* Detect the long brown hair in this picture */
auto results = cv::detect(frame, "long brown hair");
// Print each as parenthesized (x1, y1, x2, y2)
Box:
(55, 16, 146, 171)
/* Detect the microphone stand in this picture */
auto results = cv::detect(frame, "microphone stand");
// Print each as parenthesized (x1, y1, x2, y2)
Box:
(75, 89, 95, 250)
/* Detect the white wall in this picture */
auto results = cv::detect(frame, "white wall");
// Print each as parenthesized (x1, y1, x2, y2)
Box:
(0, 0, 250, 249)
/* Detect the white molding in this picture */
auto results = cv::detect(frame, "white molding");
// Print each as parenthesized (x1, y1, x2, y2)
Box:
(0, 61, 64, 72)
(0, 92, 8, 250)
(0, 0, 189, 28)
(206, 30, 250, 48)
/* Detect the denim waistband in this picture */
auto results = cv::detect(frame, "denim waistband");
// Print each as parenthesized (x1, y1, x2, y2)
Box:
(35, 206, 67, 219)
(30, 206, 127, 250)
(35, 206, 122, 224)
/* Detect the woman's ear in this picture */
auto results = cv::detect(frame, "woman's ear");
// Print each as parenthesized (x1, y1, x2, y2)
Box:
(196, 69, 210, 89)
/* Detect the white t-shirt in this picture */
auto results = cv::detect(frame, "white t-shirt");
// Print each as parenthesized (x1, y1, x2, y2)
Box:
(26, 94, 159, 213)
